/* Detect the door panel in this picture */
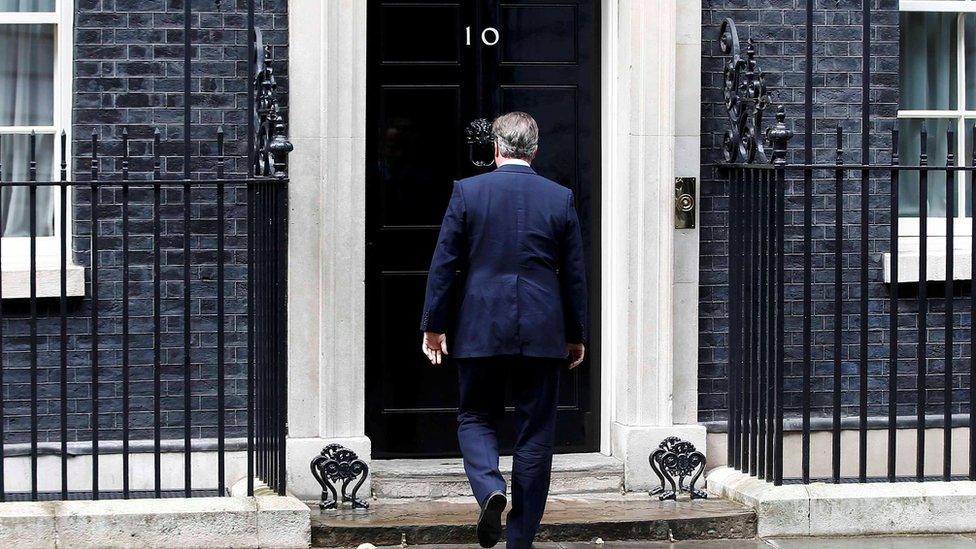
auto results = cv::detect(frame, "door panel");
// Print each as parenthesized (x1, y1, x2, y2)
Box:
(366, 0, 600, 457)
(378, 86, 463, 226)
(498, 86, 579, 192)
(499, 4, 579, 64)
(380, 4, 462, 64)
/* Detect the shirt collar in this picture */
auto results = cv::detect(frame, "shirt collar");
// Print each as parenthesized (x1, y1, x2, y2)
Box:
(498, 159, 531, 168)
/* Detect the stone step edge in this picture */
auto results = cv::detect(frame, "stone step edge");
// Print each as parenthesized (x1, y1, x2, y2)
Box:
(312, 505, 756, 547)
(370, 473, 624, 498)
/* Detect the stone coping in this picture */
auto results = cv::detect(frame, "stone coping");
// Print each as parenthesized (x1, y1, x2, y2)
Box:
(0, 492, 310, 548)
(707, 466, 976, 538)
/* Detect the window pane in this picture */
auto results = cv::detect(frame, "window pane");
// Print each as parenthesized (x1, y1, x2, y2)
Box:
(901, 12, 958, 110)
(0, 24, 54, 126)
(0, 0, 54, 11)
(966, 119, 976, 217)
(967, 15, 976, 109)
(0, 133, 54, 237)
(898, 118, 955, 218)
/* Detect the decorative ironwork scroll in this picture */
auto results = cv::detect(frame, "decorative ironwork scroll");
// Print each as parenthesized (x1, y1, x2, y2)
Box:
(310, 444, 370, 510)
(720, 18, 781, 165)
(466, 118, 495, 168)
(649, 436, 707, 501)
(254, 30, 293, 179)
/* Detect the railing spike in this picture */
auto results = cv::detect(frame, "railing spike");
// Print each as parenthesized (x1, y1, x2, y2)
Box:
(59, 131, 67, 180)
(920, 127, 928, 160)
(947, 129, 956, 164)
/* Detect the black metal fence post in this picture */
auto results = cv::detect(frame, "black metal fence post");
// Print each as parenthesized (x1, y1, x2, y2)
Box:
(918, 127, 929, 482)
(121, 127, 131, 499)
(90, 130, 100, 500)
(769, 106, 791, 486)
(29, 131, 38, 501)
(59, 130, 69, 499)
(889, 129, 900, 483)
(833, 126, 844, 484)
(945, 130, 956, 482)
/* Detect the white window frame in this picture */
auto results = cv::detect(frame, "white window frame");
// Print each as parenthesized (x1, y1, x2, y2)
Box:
(0, 2, 83, 297)
(901, 1, 976, 13)
(890, 4, 976, 281)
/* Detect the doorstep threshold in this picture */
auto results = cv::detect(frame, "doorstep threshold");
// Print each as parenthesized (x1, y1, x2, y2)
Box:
(371, 452, 622, 477)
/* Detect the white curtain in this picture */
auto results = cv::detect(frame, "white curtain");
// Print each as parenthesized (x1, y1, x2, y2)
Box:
(0, 7, 54, 236)
(898, 12, 961, 218)
(0, 1, 54, 10)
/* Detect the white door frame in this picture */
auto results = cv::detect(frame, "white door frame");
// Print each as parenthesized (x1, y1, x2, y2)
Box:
(284, 0, 702, 499)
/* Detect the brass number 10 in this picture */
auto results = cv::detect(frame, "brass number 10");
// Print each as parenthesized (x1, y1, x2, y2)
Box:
(465, 26, 500, 46)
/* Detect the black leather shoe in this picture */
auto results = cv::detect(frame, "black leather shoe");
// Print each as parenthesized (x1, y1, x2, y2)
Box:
(476, 491, 506, 548)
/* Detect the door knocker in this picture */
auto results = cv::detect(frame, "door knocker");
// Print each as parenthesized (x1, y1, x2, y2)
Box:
(466, 118, 495, 168)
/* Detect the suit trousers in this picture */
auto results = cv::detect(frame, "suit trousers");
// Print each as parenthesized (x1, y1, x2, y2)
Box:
(456, 355, 563, 549)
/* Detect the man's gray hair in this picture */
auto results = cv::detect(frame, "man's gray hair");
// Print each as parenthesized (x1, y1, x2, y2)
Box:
(492, 112, 539, 160)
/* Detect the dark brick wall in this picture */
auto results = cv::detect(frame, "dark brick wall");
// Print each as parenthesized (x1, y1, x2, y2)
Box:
(699, 1, 914, 422)
(0, 0, 287, 445)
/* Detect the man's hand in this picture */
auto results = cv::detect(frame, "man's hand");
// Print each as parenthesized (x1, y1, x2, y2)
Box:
(567, 343, 585, 369)
(422, 332, 449, 365)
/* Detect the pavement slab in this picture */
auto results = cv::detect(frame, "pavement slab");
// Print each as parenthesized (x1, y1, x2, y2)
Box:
(376, 537, 976, 548)
(765, 535, 976, 549)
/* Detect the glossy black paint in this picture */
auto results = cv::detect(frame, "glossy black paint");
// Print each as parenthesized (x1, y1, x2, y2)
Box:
(365, 0, 601, 457)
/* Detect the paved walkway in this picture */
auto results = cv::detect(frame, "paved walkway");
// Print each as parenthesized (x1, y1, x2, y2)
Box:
(378, 536, 976, 548)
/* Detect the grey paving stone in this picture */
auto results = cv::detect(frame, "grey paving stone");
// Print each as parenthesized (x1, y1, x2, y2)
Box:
(555, 539, 772, 548)
(766, 535, 976, 549)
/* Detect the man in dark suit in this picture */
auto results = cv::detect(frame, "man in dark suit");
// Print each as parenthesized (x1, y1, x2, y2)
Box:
(419, 112, 588, 548)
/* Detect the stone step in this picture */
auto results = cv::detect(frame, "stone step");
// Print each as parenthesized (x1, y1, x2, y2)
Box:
(370, 453, 624, 499)
(311, 494, 757, 547)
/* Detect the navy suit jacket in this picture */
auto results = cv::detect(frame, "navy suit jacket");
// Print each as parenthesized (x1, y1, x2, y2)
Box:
(420, 163, 588, 359)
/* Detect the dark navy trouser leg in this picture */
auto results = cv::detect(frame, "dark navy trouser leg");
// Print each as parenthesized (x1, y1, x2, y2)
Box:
(457, 357, 507, 507)
(505, 358, 561, 549)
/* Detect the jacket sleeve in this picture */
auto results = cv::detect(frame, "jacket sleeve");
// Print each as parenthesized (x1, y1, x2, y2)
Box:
(420, 182, 467, 334)
(559, 190, 588, 344)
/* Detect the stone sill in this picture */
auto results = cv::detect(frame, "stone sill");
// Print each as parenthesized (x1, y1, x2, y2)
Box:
(707, 466, 976, 537)
(1, 263, 85, 299)
(882, 251, 973, 284)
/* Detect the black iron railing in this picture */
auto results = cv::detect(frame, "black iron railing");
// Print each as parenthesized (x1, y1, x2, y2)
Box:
(725, 131, 976, 486)
(0, 128, 287, 501)
(718, 16, 976, 485)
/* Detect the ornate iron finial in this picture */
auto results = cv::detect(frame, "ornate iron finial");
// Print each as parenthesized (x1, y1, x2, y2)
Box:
(465, 118, 495, 168)
(270, 119, 294, 179)
(310, 444, 370, 510)
(767, 106, 793, 166)
(253, 32, 292, 178)
(719, 18, 786, 165)
(649, 436, 707, 501)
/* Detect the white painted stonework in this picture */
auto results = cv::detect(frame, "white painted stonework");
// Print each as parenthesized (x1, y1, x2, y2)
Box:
(0, 494, 310, 548)
(286, 0, 704, 498)
(0, 263, 85, 299)
(601, 0, 705, 489)
(708, 466, 976, 537)
(287, 0, 370, 501)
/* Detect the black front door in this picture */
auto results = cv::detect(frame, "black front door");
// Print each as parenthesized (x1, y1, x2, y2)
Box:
(365, 0, 600, 458)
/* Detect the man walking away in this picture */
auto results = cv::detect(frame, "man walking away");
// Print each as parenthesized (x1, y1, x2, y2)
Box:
(419, 112, 588, 548)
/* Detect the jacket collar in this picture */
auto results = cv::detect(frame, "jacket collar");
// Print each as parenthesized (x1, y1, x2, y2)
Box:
(495, 163, 536, 175)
